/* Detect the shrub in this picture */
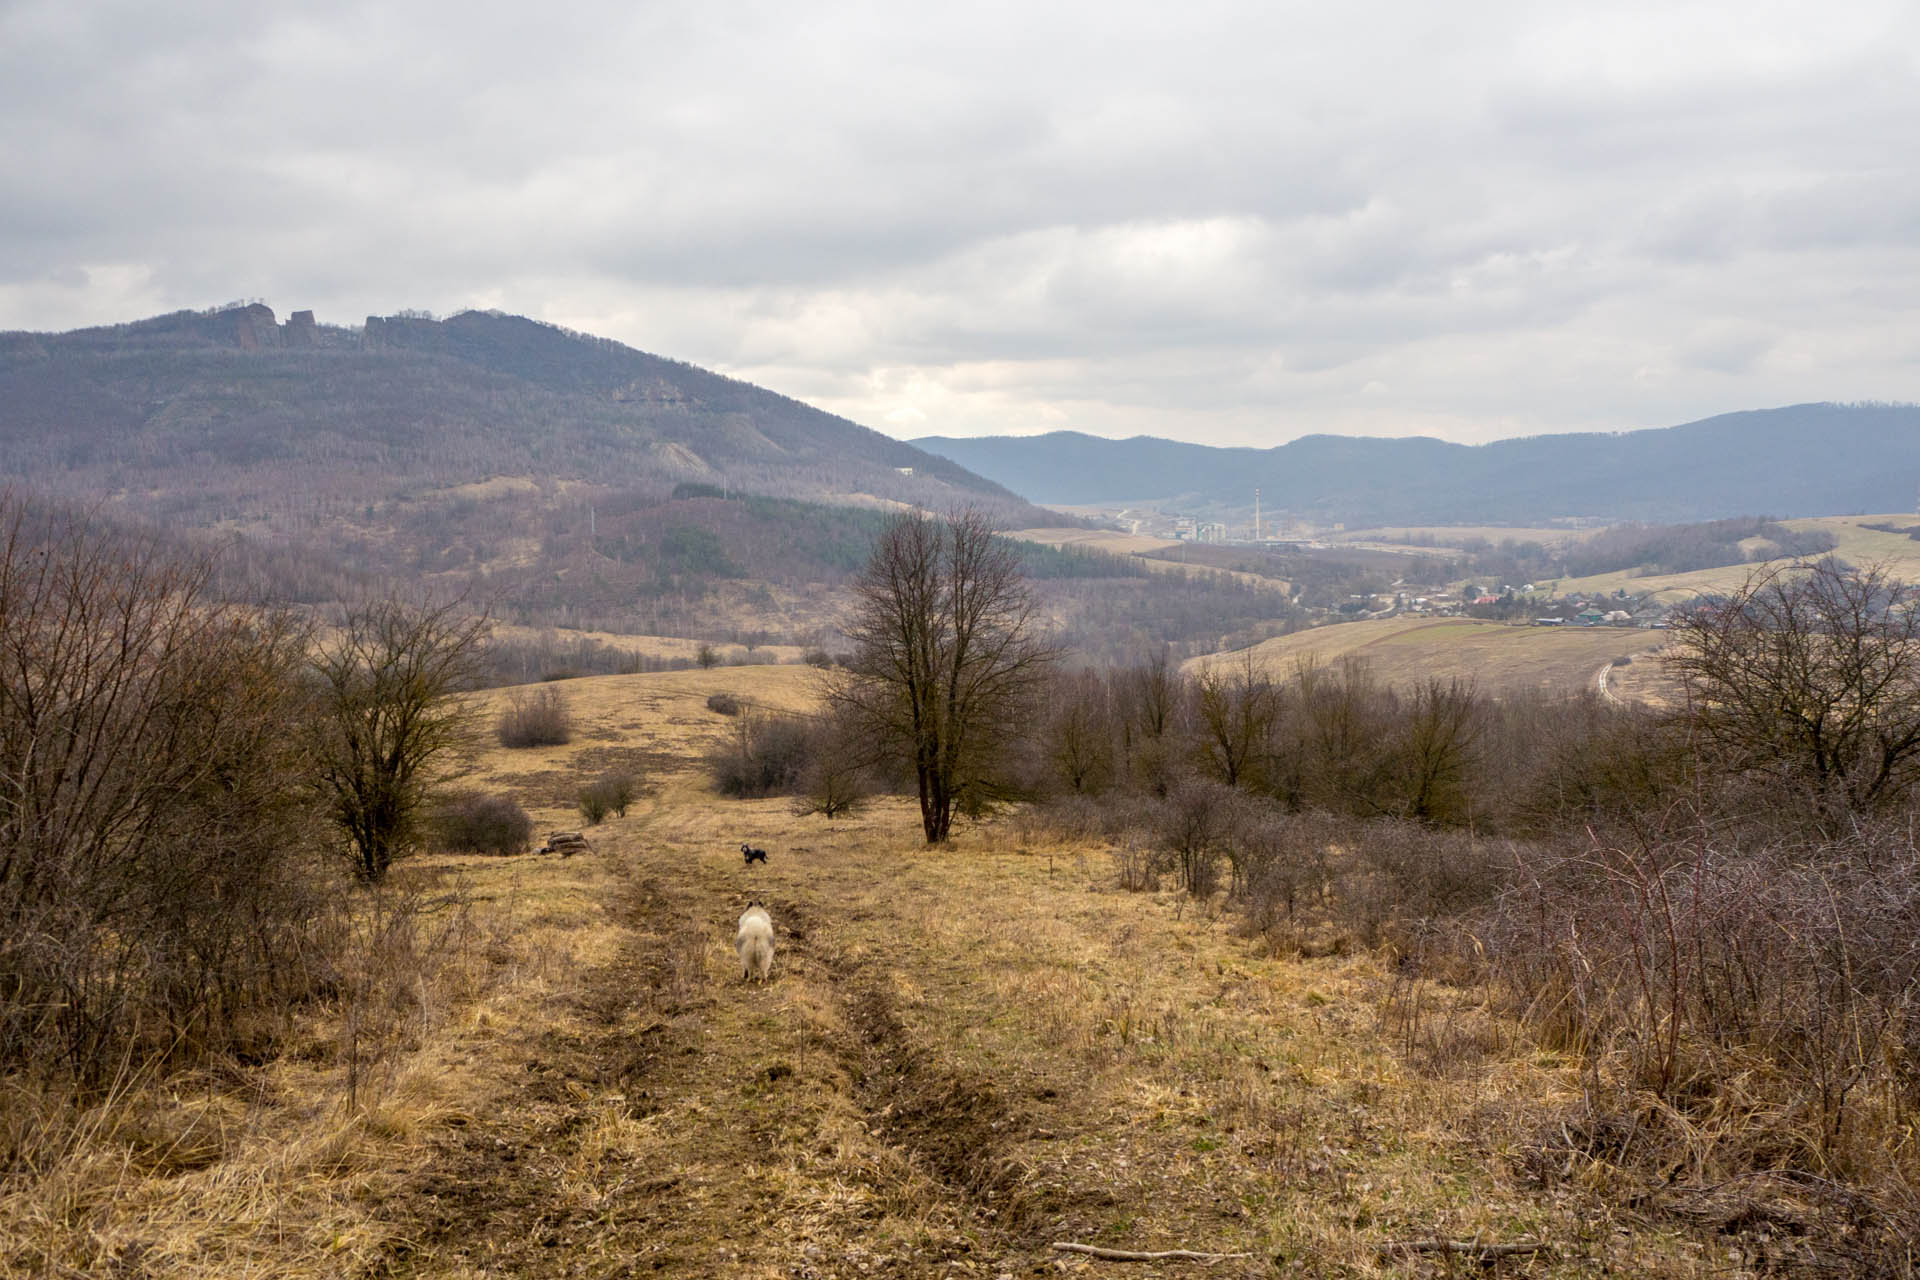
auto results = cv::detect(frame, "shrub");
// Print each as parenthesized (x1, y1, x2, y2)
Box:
(706, 692, 742, 716)
(497, 685, 572, 748)
(1233, 810, 1339, 934)
(1336, 820, 1507, 948)
(1153, 777, 1244, 898)
(1473, 820, 1920, 1261)
(708, 711, 816, 798)
(1114, 835, 1157, 892)
(0, 499, 328, 1080)
(803, 648, 834, 669)
(433, 791, 532, 855)
(792, 707, 874, 818)
(577, 771, 639, 824)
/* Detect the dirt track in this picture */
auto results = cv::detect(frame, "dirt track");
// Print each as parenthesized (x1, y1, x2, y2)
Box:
(359, 794, 1703, 1279)
(366, 843, 1088, 1279)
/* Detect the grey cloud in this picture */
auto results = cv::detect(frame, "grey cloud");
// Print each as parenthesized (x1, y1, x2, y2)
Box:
(1, 0, 1916, 447)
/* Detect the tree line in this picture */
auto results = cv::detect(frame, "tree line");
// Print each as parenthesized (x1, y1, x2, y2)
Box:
(717, 511, 1920, 1258)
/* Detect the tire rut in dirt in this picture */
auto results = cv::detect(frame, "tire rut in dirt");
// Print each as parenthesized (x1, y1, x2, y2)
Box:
(362, 869, 709, 1277)
(836, 962, 1046, 1243)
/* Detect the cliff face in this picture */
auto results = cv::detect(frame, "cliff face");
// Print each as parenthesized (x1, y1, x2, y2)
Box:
(229, 303, 283, 350)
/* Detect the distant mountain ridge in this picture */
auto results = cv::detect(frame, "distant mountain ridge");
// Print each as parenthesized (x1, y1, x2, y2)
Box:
(0, 303, 1046, 525)
(913, 403, 1920, 525)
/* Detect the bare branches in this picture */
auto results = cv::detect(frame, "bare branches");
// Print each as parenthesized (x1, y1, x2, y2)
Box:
(1376, 1239, 1550, 1262)
(838, 507, 1058, 844)
(1669, 559, 1920, 819)
(0, 496, 324, 1078)
(308, 597, 489, 883)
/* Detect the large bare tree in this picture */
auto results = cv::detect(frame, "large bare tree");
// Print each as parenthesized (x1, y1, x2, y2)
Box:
(838, 508, 1058, 844)
(1669, 559, 1920, 818)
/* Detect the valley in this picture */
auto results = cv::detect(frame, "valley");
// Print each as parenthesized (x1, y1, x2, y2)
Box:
(7, 305, 1920, 1280)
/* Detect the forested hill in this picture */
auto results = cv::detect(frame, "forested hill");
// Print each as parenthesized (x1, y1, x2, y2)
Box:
(0, 303, 1049, 526)
(914, 402, 1920, 524)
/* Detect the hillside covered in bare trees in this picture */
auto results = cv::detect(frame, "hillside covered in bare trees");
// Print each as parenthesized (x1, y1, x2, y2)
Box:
(0, 304, 1040, 525)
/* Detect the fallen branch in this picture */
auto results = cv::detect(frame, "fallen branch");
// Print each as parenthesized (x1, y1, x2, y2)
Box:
(1050, 1242, 1253, 1263)
(1377, 1239, 1550, 1262)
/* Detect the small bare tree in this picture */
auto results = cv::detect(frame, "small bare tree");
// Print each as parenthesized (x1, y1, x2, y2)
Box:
(1669, 559, 1920, 819)
(1039, 669, 1115, 795)
(309, 598, 489, 883)
(1116, 646, 1181, 795)
(836, 508, 1059, 844)
(496, 684, 572, 747)
(794, 705, 874, 819)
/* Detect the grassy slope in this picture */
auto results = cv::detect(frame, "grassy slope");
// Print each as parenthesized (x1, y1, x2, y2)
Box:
(1548, 514, 1920, 601)
(1010, 527, 1294, 593)
(1194, 616, 1671, 698)
(7, 666, 1713, 1277)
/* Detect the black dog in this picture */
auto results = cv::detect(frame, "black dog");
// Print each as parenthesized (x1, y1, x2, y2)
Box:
(740, 843, 768, 865)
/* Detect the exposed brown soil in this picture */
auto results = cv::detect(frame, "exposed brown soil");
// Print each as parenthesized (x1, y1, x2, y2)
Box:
(363, 851, 1074, 1279)
(364, 872, 726, 1276)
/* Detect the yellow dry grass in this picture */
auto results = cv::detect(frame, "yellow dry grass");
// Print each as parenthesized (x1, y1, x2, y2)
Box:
(1010, 528, 1293, 593)
(1192, 616, 1671, 698)
(488, 622, 811, 666)
(1009, 527, 1186, 556)
(5, 667, 1717, 1277)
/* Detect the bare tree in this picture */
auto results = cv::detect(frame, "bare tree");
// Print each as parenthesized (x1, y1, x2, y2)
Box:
(1041, 669, 1116, 795)
(837, 508, 1059, 844)
(1298, 656, 1396, 816)
(1669, 559, 1920, 818)
(793, 704, 874, 819)
(309, 598, 489, 883)
(1115, 646, 1182, 796)
(1195, 652, 1278, 789)
(1391, 677, 1482, 823)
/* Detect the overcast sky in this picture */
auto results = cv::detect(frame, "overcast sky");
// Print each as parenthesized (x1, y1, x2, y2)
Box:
(3, 0, 1916, 446)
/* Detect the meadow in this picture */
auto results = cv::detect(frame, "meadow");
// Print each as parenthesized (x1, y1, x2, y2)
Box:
(1190, 616, 1670, 699)
(4, 664, 1734, 1278)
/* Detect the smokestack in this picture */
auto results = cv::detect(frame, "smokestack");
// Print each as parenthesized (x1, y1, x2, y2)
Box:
(1254, 488, 1261, 542)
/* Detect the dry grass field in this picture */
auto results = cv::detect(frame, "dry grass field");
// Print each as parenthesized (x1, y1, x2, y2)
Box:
(1010, 528, 1292, 593)
(1192, 616, 1672, 700)
(1548, 513, 1920, 602)
(6, 667, 1737, 1278)
(1324, 527, 1602, 561)
(489, 623, 811, 668)
(1329, 527, 1603, 548)
(1009, 527, 1186, 556)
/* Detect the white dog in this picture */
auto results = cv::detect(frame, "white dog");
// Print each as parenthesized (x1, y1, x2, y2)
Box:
(735, 903, 775, 982)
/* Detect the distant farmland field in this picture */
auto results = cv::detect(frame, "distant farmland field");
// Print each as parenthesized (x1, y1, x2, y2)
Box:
(1549, 513, 1920, 602)
(1191, 615, 1672, 699)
